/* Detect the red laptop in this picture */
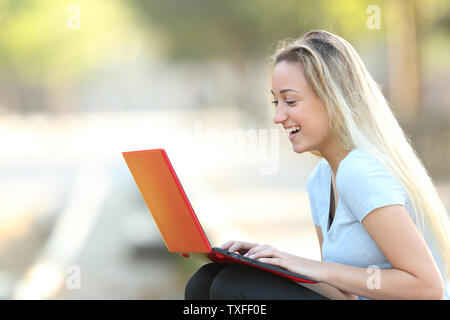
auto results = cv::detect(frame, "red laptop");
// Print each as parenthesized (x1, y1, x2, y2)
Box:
(122, 148, 317, 284)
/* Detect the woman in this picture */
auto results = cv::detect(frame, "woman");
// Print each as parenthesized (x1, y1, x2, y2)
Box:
(184, 30, 449, 300)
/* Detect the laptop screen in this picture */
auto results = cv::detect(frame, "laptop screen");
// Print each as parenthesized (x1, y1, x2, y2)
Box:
(123, 149, 211, 253)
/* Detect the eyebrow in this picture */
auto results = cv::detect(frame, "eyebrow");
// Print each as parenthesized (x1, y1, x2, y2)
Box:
(270, 89, 299, 95)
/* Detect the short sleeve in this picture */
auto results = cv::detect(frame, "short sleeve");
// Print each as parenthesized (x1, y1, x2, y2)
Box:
(307, 162, 322, 226)
(339, 155, 407, 223)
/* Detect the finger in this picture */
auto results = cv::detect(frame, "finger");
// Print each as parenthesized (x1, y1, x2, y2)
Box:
(230, 241, 259, 254)
(237, 242, 260, 255)
(228, 242, 244, 254)
(244, 244, 264, 256)
(244, 244, 269, 257)
(258, 257, 284, 268)
(218, 240, 235, 250)
(248, 247, 277, 260)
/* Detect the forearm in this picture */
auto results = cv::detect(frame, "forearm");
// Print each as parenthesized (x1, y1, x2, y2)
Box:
(247, 244, 442, 299)
(298, 281, 357, 300)
(316, 260, 441, 300)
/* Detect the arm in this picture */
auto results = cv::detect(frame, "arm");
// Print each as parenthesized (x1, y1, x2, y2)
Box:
(316, 205, 445, 300)
(249, 205, 444, 299)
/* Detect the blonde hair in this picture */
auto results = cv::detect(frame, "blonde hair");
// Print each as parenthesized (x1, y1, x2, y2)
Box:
(269, 30, 450, 277)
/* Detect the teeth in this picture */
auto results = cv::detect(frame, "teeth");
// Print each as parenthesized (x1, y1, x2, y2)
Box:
(286, 126, 301, 133)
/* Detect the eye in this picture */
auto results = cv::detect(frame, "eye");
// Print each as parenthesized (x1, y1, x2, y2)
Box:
(271, 100, 278, 106)
(286, 100, 296, 105)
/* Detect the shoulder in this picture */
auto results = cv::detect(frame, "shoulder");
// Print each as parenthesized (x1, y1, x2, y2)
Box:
(338, 148, 408, 221)
(338, 148, 395, 187)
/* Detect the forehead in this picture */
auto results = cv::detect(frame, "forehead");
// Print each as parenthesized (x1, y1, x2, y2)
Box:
(271, 61, 307, 92)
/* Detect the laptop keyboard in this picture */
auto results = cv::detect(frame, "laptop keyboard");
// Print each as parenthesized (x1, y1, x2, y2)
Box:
(229, 251, 254, 262)
(213, 247, 257, 262)
(211, 247, 317, 283)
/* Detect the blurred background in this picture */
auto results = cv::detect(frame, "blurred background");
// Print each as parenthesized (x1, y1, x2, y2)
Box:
(0, 0, 449, 299)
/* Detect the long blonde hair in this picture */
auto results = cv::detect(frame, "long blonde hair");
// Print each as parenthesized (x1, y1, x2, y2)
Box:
(269, 30, 450, 277)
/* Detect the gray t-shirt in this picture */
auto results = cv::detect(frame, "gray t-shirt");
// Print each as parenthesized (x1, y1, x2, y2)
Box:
(307, 148, 449, 300)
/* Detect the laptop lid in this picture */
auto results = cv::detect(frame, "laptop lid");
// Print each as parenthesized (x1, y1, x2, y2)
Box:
(123, 148, 318, 284)
(122, 148, 212, 253)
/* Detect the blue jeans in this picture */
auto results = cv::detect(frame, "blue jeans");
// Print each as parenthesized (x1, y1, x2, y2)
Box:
(184, 262, 329, 300)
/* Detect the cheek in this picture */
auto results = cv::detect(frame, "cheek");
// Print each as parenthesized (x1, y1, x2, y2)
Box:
(288, 100, 330, 136)
(303, 107, 330, 138)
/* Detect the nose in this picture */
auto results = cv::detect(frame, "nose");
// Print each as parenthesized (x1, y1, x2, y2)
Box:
(273, 104, 288, 125)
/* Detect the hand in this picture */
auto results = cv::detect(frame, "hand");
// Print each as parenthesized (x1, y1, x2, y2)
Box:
(218, 239, 259, 256)
(243, 243, 286, 265)
(243, 244, 321, 280)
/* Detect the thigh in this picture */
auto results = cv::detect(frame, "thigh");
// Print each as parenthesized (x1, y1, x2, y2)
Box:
(210, 263, 329, 300)
(185, 263, 228, 300)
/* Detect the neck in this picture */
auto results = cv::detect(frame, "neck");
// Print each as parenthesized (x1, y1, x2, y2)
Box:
(319, 142, 352, 177)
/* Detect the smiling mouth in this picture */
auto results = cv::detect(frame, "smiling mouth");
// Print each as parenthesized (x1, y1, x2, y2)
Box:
(288, 129, 301, 141)
(286, 125, 301, 134)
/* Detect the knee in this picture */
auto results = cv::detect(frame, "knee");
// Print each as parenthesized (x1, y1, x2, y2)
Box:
(185, 263, 225, 300)
(209, 264, 254, 300)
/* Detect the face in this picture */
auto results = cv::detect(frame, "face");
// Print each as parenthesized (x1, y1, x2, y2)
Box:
(271, 60, 331, 154)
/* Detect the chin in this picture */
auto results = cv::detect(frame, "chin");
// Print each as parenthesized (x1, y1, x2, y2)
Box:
(292, 143, 305, 154)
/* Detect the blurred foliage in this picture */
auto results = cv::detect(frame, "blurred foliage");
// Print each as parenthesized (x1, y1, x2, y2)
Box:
(0, 0, 449, 104)
(0, 0, 141, 85)
(127, 0, 381, 62)
(416, 0, 450, 73)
